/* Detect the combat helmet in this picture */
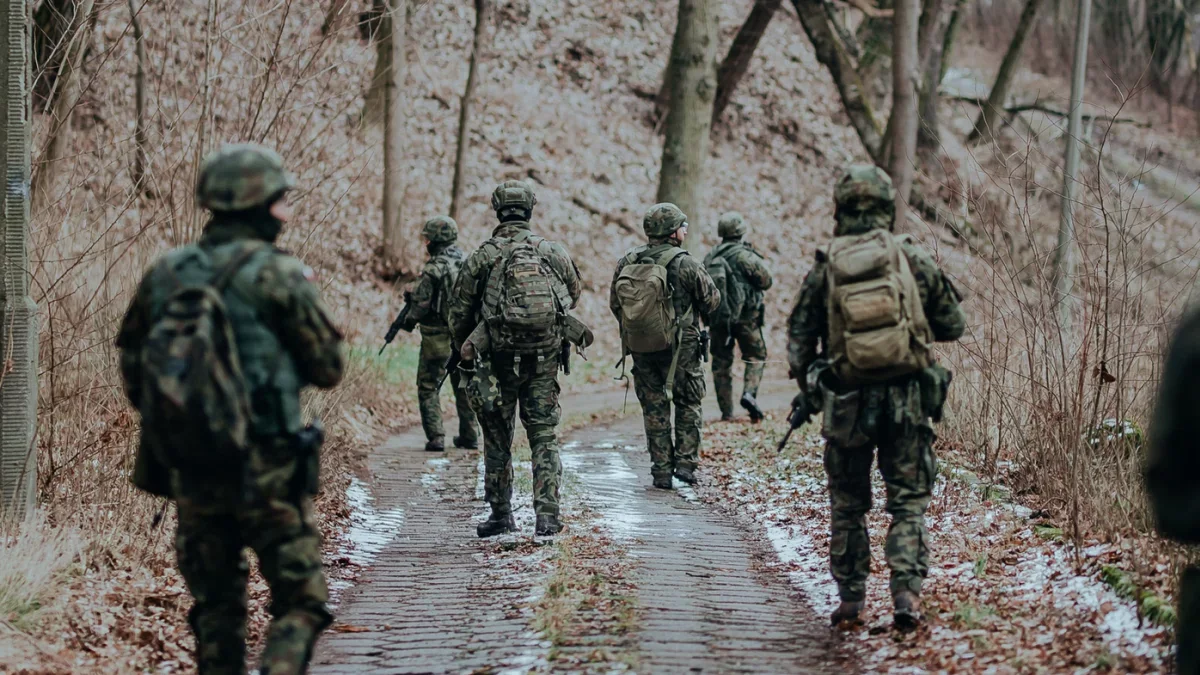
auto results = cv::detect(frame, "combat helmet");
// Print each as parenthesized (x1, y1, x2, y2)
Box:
(643, 203, 687, 238)
(422, 215, 458, 244)
(833, 164, 895, 211)
(717, 211, 746, 239)
(491, 180, 537, 220)
(196, 143, 295, 212)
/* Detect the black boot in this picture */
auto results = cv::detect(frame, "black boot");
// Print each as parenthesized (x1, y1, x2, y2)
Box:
(477, 513, 517, 538)
(535, 514, 563, 536)
(652, 475, 674, 490)
(893, 591, 921, 632)
(673, 466, 696, 485)
(830, 600, 865, 627)
(453, 435, 478, 450)
(740, 393, 764, 423)
(425, 437, 445, 452)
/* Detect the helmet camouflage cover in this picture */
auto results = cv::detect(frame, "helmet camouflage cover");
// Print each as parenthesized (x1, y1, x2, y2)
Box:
(717, 211, 746, 238)
(491, 180, 537, 214)
(196, 143, 295, 212)
(833, 164, 895, 210)
(422, 215, 458, 243)
(643, 203, 687, 238)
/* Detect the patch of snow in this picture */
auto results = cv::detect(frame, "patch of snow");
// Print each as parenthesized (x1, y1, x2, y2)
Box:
(342, 477, 405, 569)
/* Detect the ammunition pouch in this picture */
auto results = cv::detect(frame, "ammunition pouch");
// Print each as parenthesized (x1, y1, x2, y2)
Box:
(563, 314, 594, 349)
(820, 384, 869, 447)
(464, 358, 499, 415)
(292, 421, 325, 496)
(918, 364, 952, 423)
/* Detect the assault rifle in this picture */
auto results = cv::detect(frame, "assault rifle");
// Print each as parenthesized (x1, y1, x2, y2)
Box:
(379, 291, 414, 355)
(776, 394, 815, 453)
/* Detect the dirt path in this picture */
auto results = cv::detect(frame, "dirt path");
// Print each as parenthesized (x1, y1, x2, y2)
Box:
(314, 385, 847, 673)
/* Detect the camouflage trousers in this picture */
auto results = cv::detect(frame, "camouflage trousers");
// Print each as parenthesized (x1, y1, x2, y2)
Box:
(418, 329, 478, 444)
(824, 410, 936, 603)
(631, 336, 706, 480)
(475, 352, 563, 518)
(1180, 566, 1200, 674)
(710, 323, 767, 418)
(173, 460, 331, 675)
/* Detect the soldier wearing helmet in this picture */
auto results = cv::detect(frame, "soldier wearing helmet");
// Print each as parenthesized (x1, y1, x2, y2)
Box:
(447, 180, 582, 538)
(786, 164, 964, 631)
(389, 216, 478, 452)
(610, 203, 720, 489)
(116, 143, 344, 673)
(703, 211, 774, 422)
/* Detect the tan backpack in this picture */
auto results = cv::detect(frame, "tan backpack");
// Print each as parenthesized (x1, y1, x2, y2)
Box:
(826, 230, 933, 385)
(614, 245, 688, 354)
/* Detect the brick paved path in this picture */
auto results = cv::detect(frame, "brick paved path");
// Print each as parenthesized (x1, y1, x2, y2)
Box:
(315, 388, 847, 673)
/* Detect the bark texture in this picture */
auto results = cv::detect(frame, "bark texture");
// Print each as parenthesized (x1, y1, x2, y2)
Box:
(656, 0, 718, 251)
(967, 0, 1044, 144)
(449, 0, 489, 220)
(128, 0, 149, 190)
(889, 0, 919, 226)
(381, 0, 409, 267)
(712, 0, 782, 124)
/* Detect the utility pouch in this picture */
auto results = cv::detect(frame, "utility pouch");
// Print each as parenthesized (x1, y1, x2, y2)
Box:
(467, 358, 499, 414)
(293, 421, 325, 496)
(918, 364, 953, 422)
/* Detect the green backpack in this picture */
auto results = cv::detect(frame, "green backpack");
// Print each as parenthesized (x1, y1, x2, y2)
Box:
(614, 245, 688, 354)
(481, 231, 571, 354)
(138, 243, 264, 474)
(432, 247, 465, 324)
(704, 243, 748, 330)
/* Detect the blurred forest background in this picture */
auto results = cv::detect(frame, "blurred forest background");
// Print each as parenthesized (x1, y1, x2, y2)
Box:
(1, 0, 1199, 670)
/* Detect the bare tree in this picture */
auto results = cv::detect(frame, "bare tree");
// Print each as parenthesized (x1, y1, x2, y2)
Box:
(712, 0, 782, 124)
(449, 0, 489, 220)
(938, 0, 968, 82)
(656, 0, 718, 251)
(31, 0, 94, 213)
(321, 0, 353, 36)
(789, 0, 884, 159)
(967, 0, 1044, 144)
(381, 0, 409, 266)
(128, 0, 149, 192)
(364, 0, 397, 127)
(889, 0, 919, 225)
(915, 0, 948, 150)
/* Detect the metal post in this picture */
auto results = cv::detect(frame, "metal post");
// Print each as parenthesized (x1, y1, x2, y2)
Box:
(1055, 0, 1092, 332)
(1, 0, 38, 520)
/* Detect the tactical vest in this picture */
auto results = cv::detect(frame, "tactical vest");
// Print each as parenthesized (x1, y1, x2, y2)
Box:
(825, 230, 933, 385)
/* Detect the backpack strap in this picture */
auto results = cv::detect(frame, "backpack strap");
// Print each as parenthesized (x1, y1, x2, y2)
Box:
(654, 246, 689, 403)
(213, 242, 271, 292)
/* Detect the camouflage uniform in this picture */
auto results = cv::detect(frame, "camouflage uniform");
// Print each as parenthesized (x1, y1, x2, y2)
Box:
(705, 212, 774, 420)
(116, 145, 344, 675)
(611, 204, 721, 486)
(1146, 302, 1200, 674)
(401, 216, 478, 450)
(787, 165, 964, 620)
(448, 181, 581, 535)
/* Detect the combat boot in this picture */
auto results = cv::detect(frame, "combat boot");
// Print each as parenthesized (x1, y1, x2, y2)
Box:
(673, 466, 697, 485)
(477, 512, 517, 538)
(720, 413, 735, 422)
(535, 514, 563, 536)
(425, 436, 445, 452)
(893, 591, 921, 632)
(830, 600, 864, 627)
(652, 475, 674, 490)
(740, 393, 765, 423)
(453, 435, 478, 450)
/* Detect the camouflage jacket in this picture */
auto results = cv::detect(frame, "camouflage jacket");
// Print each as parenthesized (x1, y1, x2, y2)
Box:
(448, 221, 582, 349)
(707, 238, 773, 324)
(402, 243, 467, 333)
(117, 219, 345, 440)
(609, 239, 722, 339)
(787, 235, 965, 382)
(1147, 303, 1200, 543)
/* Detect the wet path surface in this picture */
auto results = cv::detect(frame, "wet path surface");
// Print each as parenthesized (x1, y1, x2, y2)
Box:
(561, 413, 843, 674)
(315, 387, 847, 673)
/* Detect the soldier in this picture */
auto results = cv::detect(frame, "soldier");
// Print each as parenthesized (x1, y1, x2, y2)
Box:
(1146, 304, 1200, 674)
(116, 144, 344, 675)
(390, 216, 478, 452)
(787, 165, 964, 631)
(704, 211, 774, 422)
(448, 180, 582, 538)
(611, 203, 720, 489)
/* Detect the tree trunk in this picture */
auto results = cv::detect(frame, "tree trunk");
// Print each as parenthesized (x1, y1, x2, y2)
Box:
(938, 0, 968, 83)
(790, 0, 884, 159)
(1056, 0, 1092, 333)
(915, 0, 947, 151)
(128, 0, 149, 192)
(712, 0, 782, 124)
(966, 0, 1044, 144)
(31, 0, 93, 213)
(656, 0, 718, 252)
(321, 0, 353, 35)
(855, 2, 894, 110)
(381, 0, 409, 266)
(449, 0, 488, 220)
(364, 0, 396, 128)
(890, 0, 919, 227)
